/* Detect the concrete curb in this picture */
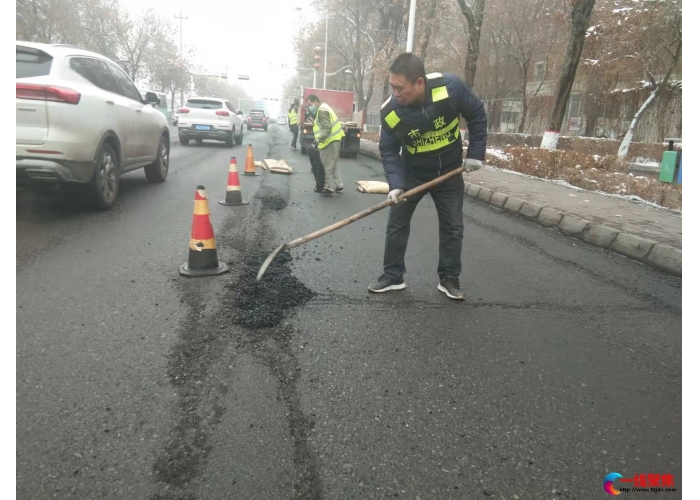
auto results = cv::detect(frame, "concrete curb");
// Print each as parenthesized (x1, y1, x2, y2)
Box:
(464, 180, 682, 278)
(357, 143, 682, 277)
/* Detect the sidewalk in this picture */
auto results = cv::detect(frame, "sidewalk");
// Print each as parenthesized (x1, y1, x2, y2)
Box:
(359, 139, 682, 276)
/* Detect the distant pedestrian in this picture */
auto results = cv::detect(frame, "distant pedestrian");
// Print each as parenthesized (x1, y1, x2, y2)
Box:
(288, 99, 299, 151)
(306, 94, 344, 194)
(368, 53, 487, 300)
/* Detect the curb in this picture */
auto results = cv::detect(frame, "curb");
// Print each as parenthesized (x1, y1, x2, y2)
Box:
(357, 144, 682, 277)
(464, 181, 682, 277)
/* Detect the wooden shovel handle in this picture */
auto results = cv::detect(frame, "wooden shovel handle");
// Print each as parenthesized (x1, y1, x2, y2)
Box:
(286, 166, 466, 250)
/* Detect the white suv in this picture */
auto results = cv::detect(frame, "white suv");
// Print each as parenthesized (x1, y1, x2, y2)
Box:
(177, 97, 245, 147)
(16, 42, 170, 210)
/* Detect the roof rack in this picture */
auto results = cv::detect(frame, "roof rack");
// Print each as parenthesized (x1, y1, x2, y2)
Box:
(51, 44, 91, 51)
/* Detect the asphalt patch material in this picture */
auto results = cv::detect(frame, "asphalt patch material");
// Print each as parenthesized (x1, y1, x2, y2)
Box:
(255, 188, 288, 211)
(227, 250, 316, 329)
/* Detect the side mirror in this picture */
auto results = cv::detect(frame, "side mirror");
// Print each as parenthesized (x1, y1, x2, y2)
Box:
(145, 92, 160, 105)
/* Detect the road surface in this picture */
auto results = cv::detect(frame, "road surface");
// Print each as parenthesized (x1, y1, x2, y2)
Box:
(17, 124, 682, 499)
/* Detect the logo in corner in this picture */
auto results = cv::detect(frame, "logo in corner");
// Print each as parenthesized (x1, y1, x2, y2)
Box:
(603, 472, 623, 496)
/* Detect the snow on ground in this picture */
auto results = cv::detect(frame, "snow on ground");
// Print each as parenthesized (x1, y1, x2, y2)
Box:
(485, 147, 512, 161)
(632, 156, 660, 165)
(481, 164, 681, 213)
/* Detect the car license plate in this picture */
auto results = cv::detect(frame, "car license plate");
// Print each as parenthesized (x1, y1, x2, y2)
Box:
(195, 125, 210, 130)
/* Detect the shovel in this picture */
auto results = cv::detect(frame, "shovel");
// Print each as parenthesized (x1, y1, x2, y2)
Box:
(256, 166, 466, 281)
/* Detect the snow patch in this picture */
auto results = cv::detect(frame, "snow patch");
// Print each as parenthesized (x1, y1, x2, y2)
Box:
(481, 164, 681, 213)
(486, 147, 512, 161)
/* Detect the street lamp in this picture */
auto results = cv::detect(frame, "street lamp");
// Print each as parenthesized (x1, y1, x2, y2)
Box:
(323, 12, 329, 89)
(325, 66, 354, 78)
(406, 0, 417, 52)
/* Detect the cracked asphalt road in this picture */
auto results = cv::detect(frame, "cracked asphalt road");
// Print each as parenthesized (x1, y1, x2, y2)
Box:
(16, 125, 682, 499)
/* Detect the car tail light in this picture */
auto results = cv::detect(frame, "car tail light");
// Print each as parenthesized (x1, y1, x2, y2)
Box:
(216, 110, 229, 116)
(16, 83, 81, 104)
(179, 107, 190, 113)
(247, 117, 251, 122)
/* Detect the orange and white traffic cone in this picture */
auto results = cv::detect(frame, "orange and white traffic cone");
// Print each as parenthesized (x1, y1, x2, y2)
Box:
(219, 157, 248, 206)
(243, 144, 259, 176)
(179, 186, 229, 277)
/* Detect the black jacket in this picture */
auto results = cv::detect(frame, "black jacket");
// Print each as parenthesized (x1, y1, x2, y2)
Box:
(378, 73, 487, 190)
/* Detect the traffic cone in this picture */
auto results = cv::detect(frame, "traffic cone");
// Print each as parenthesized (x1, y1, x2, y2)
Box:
(243, 144, 259, 176)
(219, 157, 248, 206)
(179, 186, 229, 277)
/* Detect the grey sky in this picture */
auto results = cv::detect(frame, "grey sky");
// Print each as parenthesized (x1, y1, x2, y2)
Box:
(118, 0, 318, 99)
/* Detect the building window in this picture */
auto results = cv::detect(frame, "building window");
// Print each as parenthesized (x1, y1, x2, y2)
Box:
(534, 61, 547, 82)
(567, 93, 583, 131)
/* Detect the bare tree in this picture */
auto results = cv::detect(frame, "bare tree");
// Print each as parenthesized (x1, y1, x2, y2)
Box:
(455, 0, 487, 87)
(540, 0, 596, 149)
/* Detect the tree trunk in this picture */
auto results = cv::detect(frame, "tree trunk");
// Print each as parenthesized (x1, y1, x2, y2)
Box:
(418, 0, 439, 59)
(583, 95, 598, 137)
(540, 0, 596, 150)
(382, 76, 390, 102)
(457, 0, 486, 88)
(518, 63, 529, 133)
(617, 87, 659, 162)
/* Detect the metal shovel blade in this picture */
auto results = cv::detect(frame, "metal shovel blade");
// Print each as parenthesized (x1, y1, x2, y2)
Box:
(256, 243, 287, 282)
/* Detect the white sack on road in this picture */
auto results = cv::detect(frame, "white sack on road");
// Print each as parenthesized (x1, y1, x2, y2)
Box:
(263, 159, 295, 174)
(355, 180, 390, 194)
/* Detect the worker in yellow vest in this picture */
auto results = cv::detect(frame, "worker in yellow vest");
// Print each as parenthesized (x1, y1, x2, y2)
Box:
(306, 94, 345, 193)
(288, 100, 299, 151)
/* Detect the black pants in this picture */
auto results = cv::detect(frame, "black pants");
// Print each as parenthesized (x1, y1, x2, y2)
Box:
(290, 124, 299, 148)
(383, 168, 465, 280)
(308, 145, 326, 191)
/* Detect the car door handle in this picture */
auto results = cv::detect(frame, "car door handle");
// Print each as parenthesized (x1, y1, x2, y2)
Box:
(105, 100, 114, 105)
(135, 108, 142, 113)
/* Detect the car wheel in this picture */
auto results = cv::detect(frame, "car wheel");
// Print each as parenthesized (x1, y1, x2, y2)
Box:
(264, 126, 268, 132)
(92, 142, 119, 210)
(179, 136, 190, 145)
(225, 130, 235, 147)
(247, 125, 251, 131)
(235, 126, 243, 145)
(145, 134, 169, 183)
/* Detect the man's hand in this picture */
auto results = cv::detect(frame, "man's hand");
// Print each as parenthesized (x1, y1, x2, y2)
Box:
(463, 158, 483, 173)
(388, 189, 405, 204)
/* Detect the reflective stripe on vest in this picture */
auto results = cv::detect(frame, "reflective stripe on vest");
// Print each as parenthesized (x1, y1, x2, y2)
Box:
(288, 108, 298, 125)
(404, 123, 460, 154)
(382, 72, 459, 155)
(313, 102, 345, 149)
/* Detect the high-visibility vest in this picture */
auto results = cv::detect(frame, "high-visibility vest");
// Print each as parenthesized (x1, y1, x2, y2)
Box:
(380, 72, 460, 156)
(288, 108, 298, 125)
(313, 102, 345, 149)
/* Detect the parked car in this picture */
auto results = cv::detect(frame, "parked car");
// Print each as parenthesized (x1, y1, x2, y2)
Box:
(16, 41, 170, 210)
(277, 116, 287, 126)
(141, 89, 170, 124)
(246, 110, 268, 131)
(177, 97, 245, 146)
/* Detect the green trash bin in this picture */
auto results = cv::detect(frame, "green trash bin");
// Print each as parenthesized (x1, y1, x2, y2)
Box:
(659, 150, 678, 183)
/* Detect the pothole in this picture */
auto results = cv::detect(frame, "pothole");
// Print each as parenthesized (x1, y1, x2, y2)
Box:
(226, 251, 316, 329)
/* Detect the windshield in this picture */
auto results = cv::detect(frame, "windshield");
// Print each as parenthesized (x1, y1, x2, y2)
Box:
(186, 99, 223, 109)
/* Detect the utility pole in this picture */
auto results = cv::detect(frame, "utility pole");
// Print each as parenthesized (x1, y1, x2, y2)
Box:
(406, 0, 417, 52)
(322, 13, 328, 89)
(175, 8, 188, 107)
